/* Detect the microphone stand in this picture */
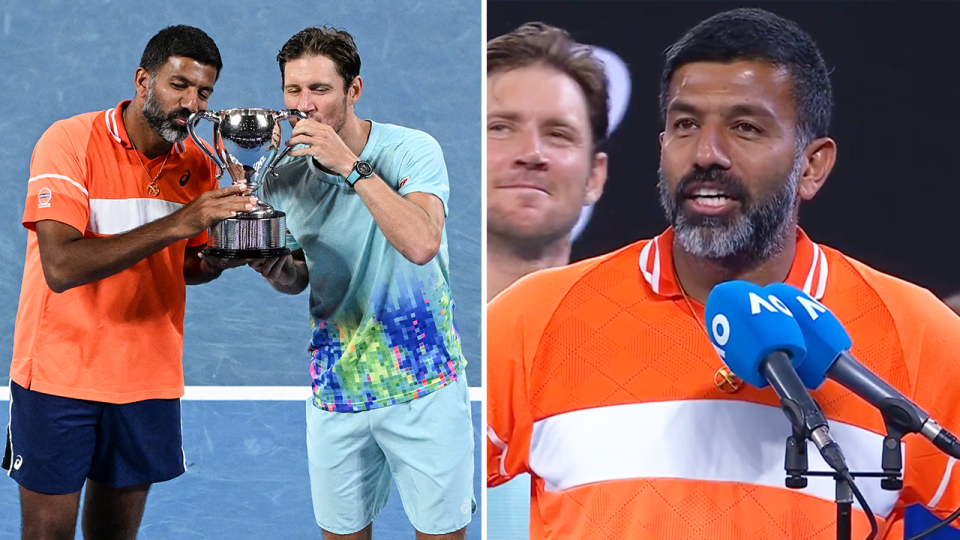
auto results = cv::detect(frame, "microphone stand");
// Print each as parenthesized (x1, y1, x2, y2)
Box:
(835, 474, 854, 540)
(784, 424, 904, 540)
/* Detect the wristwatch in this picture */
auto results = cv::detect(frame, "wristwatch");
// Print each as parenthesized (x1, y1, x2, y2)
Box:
(345, 160, 374, 186)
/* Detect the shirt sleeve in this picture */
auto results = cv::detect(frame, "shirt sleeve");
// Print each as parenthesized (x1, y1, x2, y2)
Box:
(23, 120, 91, 234)
(487, 285, 537, 487)
(487, 260, 599, 489)
(899, 291, 960, 528)
(394, 132, 450, 216)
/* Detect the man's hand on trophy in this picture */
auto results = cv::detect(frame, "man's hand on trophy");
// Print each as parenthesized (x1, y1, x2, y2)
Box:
(285, 118, 357, 178)
(175, 185, 257, 240)
(248, 255, 298, 287)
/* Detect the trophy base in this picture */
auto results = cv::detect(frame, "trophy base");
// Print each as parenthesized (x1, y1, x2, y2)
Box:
(205, 210, 289, 260)
(202, 246, 292, 259)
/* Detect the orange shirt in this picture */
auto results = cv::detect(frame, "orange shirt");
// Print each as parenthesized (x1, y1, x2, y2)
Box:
(487, 227, 960, 540)
(11, 101, 218, 404)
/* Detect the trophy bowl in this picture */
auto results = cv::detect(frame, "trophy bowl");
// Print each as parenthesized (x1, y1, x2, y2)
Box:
(187, 108, 307, 259)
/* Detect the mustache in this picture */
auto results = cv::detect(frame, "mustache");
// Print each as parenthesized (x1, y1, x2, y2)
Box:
(675, 168, 750, 202)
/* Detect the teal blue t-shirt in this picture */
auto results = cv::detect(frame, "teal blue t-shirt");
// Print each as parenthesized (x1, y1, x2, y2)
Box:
(261, 121, 466, 412)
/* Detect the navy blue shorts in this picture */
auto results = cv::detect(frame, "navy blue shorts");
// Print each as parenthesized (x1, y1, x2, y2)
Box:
(2, 381, 186, 494)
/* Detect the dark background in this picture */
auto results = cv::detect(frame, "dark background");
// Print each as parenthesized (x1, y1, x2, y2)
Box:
(490, 0, 960, 298)
(487, 2, 960, 538)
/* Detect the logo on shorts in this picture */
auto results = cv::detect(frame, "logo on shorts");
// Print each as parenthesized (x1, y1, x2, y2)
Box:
(38, 187, 52, 208)
(399, 176, 410, 189)
(460, 500, 470, 515)
(13, 455, 22, 470)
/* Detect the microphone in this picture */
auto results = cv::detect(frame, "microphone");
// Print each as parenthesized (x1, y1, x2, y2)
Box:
(705, 280, 849, 473)
(764, 283, 960, 460)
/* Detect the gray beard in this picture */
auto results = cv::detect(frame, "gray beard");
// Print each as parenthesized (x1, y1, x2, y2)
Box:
(658, 151, 803, 263)
(142, 82, 189, 143)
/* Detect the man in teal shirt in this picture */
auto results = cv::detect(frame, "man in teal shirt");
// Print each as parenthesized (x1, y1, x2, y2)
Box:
(250, 26, 473, 539)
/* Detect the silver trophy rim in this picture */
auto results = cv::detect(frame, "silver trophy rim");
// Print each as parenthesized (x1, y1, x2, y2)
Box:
(217, 107, 279, 117)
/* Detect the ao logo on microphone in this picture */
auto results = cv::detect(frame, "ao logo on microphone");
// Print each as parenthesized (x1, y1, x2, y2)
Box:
(749, 292, 793, 317)
(710, 312, 730, 359)
(709, 292, 795, 359)
(789, 293, 828, 321)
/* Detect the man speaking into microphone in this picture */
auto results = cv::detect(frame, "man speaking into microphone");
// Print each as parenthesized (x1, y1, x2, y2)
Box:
(486, 7, 960, 539)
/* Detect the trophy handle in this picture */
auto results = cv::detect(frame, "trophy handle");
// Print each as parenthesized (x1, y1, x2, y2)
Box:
(187, 110, 227, 180)
(267, 109, 309, 178)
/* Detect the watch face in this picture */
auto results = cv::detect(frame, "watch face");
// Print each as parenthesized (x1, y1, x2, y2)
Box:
(356, 161, 373, 177)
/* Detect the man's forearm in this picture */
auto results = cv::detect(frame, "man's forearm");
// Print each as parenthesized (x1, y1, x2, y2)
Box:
(38, 185, 256, 293)
(353, 175, 442, 265)
(284, 120, 442, 264)
(38, 213, 194, 293)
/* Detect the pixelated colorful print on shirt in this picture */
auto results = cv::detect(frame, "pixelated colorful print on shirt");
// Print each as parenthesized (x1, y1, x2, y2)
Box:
(309, 267, 463, 411)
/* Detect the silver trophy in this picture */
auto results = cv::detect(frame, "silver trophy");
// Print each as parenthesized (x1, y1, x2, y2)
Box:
(187, 108, 307, 258)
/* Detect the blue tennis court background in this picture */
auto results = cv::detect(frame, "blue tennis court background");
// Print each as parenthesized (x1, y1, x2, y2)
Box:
(0, 1, 481, 538)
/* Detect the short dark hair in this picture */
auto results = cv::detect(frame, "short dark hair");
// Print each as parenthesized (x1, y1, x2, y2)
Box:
(488, 22, 609, 151)
(277, 26, 361, 89)
(660, 8, 832, 144)
(140, 25, 223, 81)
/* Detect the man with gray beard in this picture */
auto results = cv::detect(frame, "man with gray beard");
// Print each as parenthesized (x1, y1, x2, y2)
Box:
(5, 25, 252, 540)
(657, 148, 802, 264)
(487, 8, 960, 538)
